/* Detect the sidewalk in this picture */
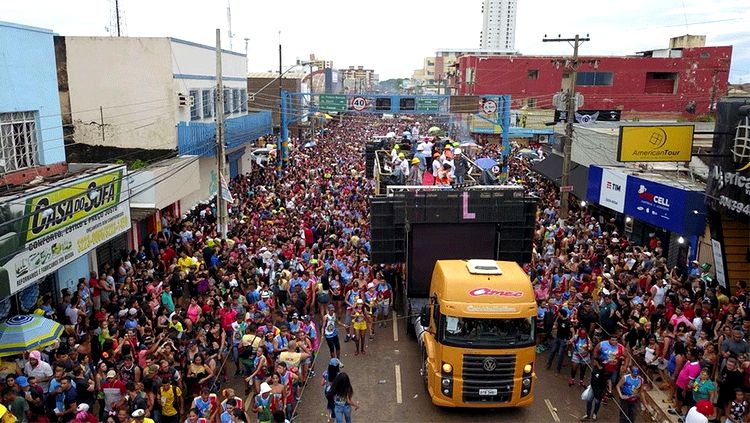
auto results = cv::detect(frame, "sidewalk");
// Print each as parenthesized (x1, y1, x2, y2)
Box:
(642, 386, 679, 423)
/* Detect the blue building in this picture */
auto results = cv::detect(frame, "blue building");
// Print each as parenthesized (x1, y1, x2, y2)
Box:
(0, 21, 65, 176)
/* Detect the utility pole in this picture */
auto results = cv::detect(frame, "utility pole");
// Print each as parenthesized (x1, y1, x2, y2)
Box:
(278, 31, 283, 170)
(543, 33, 590, 220)
(215, 28, 228, 237)
(114, 0, 121, 36)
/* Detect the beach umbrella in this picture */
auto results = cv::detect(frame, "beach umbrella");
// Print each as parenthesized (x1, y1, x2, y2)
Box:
(475, 157, 498, 170)
(303, 140, 317, 148)
(427, 126, 441, 134)
(0, 315, 63, 357)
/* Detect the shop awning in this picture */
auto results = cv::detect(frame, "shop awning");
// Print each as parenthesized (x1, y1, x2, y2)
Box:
(531, 151, 589, 199)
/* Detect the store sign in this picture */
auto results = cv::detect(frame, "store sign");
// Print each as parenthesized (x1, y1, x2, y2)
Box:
(0, 167, 131, 297)
(599, 169, 628, 213)
(622, 175, 705, 235)
(711, 239, 727, 289)
(586, 166, 628, 213)
(705, 99, 750, 220)
(617, 125, 694, 162)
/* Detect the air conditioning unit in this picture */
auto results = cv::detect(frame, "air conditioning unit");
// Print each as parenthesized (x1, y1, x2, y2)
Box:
(537, 134, 549, 143)
(177, 93, 194, 107)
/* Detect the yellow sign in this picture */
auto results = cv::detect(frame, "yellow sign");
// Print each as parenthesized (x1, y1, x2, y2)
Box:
(25, 170, 122, 242)
(617, 125, 694, 162)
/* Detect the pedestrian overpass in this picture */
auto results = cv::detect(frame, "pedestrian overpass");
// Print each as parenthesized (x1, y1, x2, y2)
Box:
(276, 92, 554, 175)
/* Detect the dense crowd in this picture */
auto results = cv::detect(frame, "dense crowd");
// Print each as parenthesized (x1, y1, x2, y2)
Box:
(0, 112, 740, 423)
(512, 154, 744, 423)
(0, 115, 410, 423)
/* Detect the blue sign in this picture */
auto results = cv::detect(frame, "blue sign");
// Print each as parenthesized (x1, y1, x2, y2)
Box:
(623, 175, 705, 235)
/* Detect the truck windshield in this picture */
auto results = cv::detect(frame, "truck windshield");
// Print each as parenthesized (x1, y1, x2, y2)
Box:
(441, 315, 535, 348)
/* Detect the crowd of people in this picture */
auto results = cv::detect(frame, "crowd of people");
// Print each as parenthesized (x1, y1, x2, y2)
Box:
(512, 153, 745, 423)
(0, 112, 741, 423)
(0, 115, 408, 423)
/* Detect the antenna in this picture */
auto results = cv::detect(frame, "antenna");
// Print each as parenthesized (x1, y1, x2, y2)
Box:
(226, 0, 234, 50)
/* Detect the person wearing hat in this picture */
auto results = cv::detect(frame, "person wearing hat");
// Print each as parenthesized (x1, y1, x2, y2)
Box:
(684, 399, 714, 423)
(431, 152, 442, 184)
(22, 351, 52, 393)
(406, 157, 421, 185)
(252, 382, 276, 423)
(101, 369, 126, 416)
(615, 365, 643, 423)
(130, 408, 155, 423)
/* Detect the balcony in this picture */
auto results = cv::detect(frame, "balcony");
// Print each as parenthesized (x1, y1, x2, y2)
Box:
(176, 111, 272, 156)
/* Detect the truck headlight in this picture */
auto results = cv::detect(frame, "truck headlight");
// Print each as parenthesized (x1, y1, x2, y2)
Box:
(522, 378, 531, 387)
(523, 364, 533, 374)
(442, 378, 451, 387)
(442, 363, 453, 374)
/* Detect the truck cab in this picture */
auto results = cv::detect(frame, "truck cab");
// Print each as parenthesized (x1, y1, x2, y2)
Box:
(416, 259, 537, 407)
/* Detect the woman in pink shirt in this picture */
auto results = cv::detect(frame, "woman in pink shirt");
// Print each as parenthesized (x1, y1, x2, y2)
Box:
(672, 348, 701, 416)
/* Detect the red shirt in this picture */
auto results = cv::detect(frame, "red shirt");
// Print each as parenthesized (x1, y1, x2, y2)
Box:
(89, 277, 101, 297)
(219, 308, 237, 331)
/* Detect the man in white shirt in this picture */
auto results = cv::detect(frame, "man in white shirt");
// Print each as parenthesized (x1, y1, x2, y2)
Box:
(23, 351, 53, 392)
(685, 399, 713, 423)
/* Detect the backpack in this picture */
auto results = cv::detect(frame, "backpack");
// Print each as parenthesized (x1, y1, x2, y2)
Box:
(255, 395, 273, 422)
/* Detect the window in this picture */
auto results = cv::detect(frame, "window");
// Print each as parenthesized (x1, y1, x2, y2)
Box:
(223, 88, 231, 115)
(202, 90, 213, 118)
(441, 315, 535, 348)
(189, 89, 200, 120)
(527, 98, 537, 108)
(527, 70, 539, 80)
(0, 111, 38, 172)
(240, 89, 248, 112)
(232, 88, 240, 113)
(576, 71, 614, 86)
(645, 72, 678, 94)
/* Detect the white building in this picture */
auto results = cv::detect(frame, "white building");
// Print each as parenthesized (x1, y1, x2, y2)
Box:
(56, 36, 272, 246)
(480, 0, 517, 51)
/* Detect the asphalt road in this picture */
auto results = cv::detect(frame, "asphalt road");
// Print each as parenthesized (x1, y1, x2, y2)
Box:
(293, 312, 646, 423)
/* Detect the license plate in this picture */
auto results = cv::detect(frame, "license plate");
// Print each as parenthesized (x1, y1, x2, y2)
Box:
(478, 389, 497, 396)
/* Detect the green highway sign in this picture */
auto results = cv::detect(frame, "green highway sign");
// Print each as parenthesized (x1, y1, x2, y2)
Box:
(319, 95, 347, 112)
(416, 97, 440, 112)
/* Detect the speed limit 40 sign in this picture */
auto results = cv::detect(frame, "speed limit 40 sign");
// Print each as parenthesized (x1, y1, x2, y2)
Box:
(351, 96, 367, 111)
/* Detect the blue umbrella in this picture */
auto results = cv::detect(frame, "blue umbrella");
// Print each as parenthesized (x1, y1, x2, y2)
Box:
(0, 315, 63, 357)
(475, 157, 498, 170)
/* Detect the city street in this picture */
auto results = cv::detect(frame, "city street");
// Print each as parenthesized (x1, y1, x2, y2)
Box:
(296, 312, 634, 423)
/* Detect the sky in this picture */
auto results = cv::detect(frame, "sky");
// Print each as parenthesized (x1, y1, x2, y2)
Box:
(3, 0, 749, 82)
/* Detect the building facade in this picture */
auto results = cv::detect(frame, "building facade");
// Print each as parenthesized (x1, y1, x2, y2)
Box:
(456, 37, 732, 117)
(0, 22, 132, 314)
(480, 0, 517, 51)
(56, 36, 271, 249)
(0, 22, 66, 185)
(340, 66, 378, 93)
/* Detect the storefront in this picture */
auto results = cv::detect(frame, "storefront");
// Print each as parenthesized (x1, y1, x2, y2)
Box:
(0, 165, 131, 318)
(705, 97, 750, 292)
(587, 165, 707, 270)
(127, 156, 200, 249)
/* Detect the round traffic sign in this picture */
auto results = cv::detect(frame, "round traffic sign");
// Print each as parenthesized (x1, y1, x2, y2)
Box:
(351, 96, 367, 111)
(482, 99, 497, 114)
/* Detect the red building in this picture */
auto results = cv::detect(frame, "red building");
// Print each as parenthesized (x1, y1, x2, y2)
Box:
(454, 37, 731, 118)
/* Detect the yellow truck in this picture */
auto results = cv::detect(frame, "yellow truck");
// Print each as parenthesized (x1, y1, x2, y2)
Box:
(415, 259, 537, 407)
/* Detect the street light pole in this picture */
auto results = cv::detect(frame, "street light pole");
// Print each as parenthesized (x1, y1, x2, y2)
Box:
(543, 34, 590, 220)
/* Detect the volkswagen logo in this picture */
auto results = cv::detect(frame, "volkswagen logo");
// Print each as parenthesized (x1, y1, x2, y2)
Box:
(482, 358, 496, 372)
